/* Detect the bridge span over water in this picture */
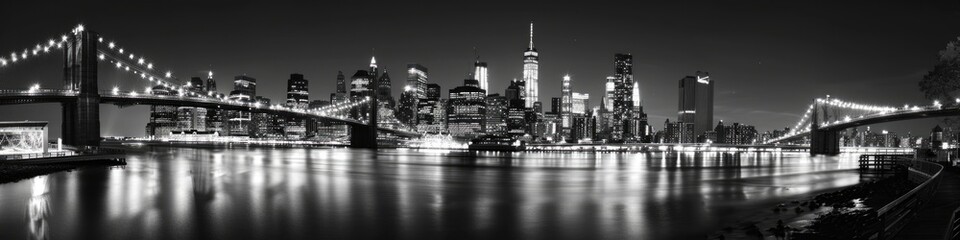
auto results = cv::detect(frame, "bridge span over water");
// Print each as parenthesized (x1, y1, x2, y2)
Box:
(0, 25, 418, 148)
(765, 97, 957, 154)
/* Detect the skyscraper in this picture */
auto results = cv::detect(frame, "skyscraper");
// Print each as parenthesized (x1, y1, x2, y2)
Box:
(426, 83, 441, 100)
(599, 76, 616, 140)
(427, 84, 444, 129)
(369, 56, 379, 79)
(603, 76, 615, 112)
(350, 70, 373, 101)
(332, 71, 347, 102)
(447, 79, 486, 138)
(205, 71, 216, 93)
(416, 83, 444, 133)
(350, 70, 374, 122)
(204, 72, 225, 135)
(505, 78, 524, 105)
(560, 75, 572, 137)
(145, 85, 178, 138)
(251, 96, 282, 139)
(572, 92, 589, 115)
(485, 94, 508, 136)
(336, 71, 346, 94)
(612, 54, 634, 142)
(178, 77, 207, 131)
(550, 97, 562, 114)
(285, 73, 308, 139)
(614, 53, 634, 107)
(505, 79, 526, 136)
(522, 22, 539, 108)
(398, 87, 417, 125)
(474, 58, 488, 91)
(572, 111, 596, 142)
(286, 73, 309, 109)
(230, 75, 257, 102)
(678, 71, 714, 140)
(228, 75, 257, 136)
(377, 69, 394, 109)
(527, 102, 543, 137)
(406, 64, 428, 99)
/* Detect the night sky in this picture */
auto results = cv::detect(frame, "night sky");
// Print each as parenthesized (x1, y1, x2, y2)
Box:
(1, 1, 959, 138)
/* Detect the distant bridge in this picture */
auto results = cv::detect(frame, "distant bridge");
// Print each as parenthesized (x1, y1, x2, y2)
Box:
(0, 24, 419, 148)
(765, 97, 954, 154)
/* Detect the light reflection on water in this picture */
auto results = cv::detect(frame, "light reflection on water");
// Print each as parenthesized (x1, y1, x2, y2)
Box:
(0, 146, 862, 239)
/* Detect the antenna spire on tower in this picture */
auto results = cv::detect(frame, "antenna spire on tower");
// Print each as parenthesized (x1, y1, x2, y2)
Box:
(529, 21, 535, 49)
(474, 46, 480, 62)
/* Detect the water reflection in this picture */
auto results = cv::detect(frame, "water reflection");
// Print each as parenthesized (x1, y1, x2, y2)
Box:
(27, 176, 49, 240)
(0, 147, 862, 239)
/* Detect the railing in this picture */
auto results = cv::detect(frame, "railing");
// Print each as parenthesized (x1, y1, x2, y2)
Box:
(0, 151, 77, 160)
(949, 208, 960, 240)
(0, 146, 130, 161)
(857, 154, 944, 240)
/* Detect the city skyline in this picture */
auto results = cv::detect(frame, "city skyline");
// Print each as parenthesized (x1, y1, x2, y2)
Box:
(0, 3, 958, 239)
(0, 1, 958, 138)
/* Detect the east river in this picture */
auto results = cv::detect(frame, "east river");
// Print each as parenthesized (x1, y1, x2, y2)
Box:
(0, 146, 864, 239)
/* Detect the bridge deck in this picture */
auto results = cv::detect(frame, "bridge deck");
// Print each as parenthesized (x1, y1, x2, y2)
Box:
(896, 165, 960, 239)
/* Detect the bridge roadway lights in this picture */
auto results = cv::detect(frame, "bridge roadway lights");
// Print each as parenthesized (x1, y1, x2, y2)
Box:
(810, 129, 840, 155)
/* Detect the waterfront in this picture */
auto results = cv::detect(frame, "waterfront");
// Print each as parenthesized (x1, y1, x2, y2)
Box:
(0, 146, 865, 239)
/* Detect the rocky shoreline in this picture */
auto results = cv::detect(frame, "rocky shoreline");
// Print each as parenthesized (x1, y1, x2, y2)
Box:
(711, 169, 916, 239)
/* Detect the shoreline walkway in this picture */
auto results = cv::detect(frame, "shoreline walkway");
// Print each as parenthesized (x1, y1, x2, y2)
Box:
(897, 165, 960, 239)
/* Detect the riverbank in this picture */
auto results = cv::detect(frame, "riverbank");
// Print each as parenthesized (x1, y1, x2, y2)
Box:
(0, 148, 127, 184)
(0, 159, 124, 184)
(711, 170, 917, 239)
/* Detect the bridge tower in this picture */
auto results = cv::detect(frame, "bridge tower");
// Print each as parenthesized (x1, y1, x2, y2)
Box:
(349, 73, 378, 149)
(62, 29, 101, 147)
(809, 98, 840, 155)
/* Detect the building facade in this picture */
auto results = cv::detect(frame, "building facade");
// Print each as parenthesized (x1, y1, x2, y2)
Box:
(285, 73, 309, 139)
(474, 60, 488, 91)
(572, 92, 589, 115)
(145, 85, 179, 138)
(560, 75, 573, 139)
(678, 71, 714, 141)
(227, 75, 257, 136)
(485, 94, 508, 136)
(447, 79, 487, 138)
(406, 64, 428, 99)
(398, 88, 417, 125)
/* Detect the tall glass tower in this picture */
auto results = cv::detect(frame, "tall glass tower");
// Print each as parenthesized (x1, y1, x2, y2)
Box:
(678, 71, 714, 140)
(474, 60, 488, 91)
(561, 75, 572, 137)
(612, 53, 634, 141)
(522, 22, 539, 108)
(406, 63, 428, 99)
(286, 73, 309, 109)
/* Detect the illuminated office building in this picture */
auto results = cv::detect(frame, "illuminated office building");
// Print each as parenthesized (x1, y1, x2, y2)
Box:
(678, 71, 714, 140)
(522, 22, 539, 108)
(406, 63, 428, 99)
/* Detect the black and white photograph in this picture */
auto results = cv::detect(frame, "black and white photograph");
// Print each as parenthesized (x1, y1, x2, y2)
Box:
(0, 1, 959, 239)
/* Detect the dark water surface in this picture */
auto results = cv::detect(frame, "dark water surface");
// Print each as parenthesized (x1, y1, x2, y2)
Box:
(0, 146, 863, 239)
